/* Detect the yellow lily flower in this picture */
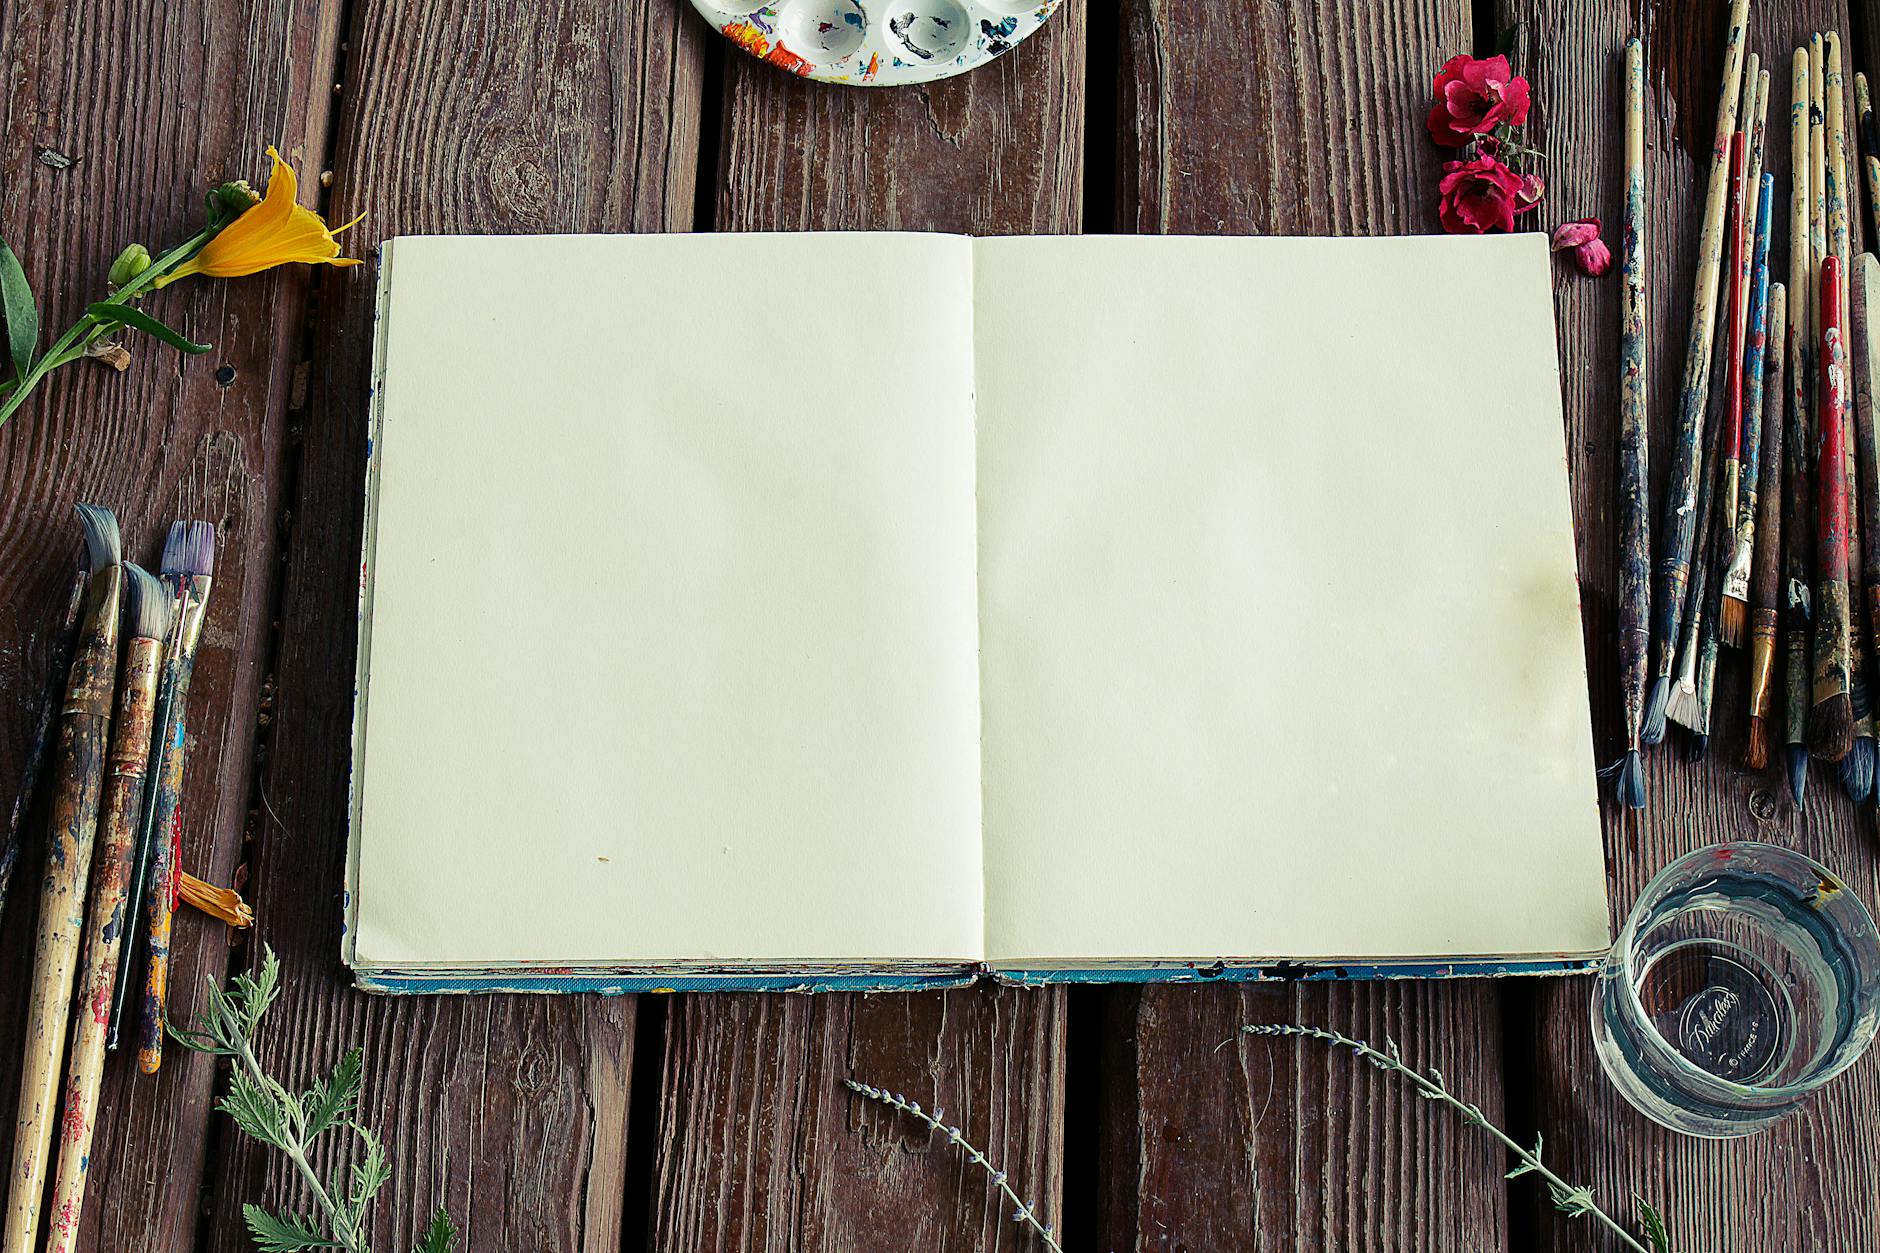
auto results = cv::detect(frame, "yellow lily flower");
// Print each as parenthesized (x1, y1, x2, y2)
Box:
(157, 146, 362, 286)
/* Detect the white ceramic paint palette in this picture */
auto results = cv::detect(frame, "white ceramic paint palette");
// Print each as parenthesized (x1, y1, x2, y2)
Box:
(688, 0, 1063, 87)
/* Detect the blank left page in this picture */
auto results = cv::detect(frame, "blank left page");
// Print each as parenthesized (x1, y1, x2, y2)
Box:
(351, 232, 984, 968)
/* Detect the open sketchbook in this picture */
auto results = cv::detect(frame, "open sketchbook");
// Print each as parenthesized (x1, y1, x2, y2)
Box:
(346, 231, 1611, 994)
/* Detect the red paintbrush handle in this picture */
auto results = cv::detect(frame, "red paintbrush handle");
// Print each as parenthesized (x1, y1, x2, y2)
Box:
(1725, 132, 1749, 460)
(1821, 254, 1849, 581)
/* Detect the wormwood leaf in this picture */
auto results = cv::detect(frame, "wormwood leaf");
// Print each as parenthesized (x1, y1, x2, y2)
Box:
(88, 302, 210, 354)
(1505, 1135, 1544, 1180)
(242, 1204, 341, 1252)
(1637, 1198, 1674, 1253)
(0, 241, 36, 379)
(304, 1049, 364, 1141)
(411, 1206, 459, 1253)
(349, 1123, 391, 1212)
(1548, 1181, 1599, 1220)
(219, 1067, 288, 1146)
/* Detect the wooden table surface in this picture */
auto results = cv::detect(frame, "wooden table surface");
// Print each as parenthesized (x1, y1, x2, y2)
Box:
(1, 1, 1879, 1249)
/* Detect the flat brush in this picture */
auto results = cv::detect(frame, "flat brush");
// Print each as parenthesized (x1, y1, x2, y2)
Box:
(1814, 254, 1855, 761)
(44, 564, 171, 1253)
(1668, 371, 1731, 736)
(1646, 0, 1753, 746)
(1612, 36, 1650, 808)
(1785, 46, 1816, 802)
(124, 520, 216, 1074)
(1723, 170, 1777, 648)
(3, 505, 120, 1253)
(1747, 284, 1788, 770)
(0, 572, 85, 922)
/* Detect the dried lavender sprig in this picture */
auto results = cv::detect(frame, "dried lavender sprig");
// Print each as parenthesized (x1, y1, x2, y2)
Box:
(842, 1080, 1065, 1253)
(1244, 1024, 1668, 1253)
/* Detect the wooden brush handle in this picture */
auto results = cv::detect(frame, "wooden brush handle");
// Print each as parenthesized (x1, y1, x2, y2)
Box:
(43, 637, 161, 1253)
(1821, 256, 1850, 584)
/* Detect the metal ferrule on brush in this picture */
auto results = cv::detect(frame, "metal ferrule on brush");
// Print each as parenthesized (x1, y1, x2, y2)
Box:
(62, 567, 122, 721)
(1749, 609, 1779, 718)
(108, 639, 164, 776)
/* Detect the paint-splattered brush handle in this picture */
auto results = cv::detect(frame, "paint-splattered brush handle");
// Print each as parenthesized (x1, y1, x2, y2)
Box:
(1751, 288, 1789, 731)
(1618, 36, 1650, 755)
(3, 567, 118, 1253)
(42, 635, 162, 1253)
(0, 572, 85, 922)
(1726, 174, 1778, 607)
(1817, 256, 1853, 705)
(1717, 133, 1752, 553)
(1651, 0, 1752, 684)
(1858, 258, 1880, 633)
(1786, 283, 1817, 752)
(1858, 74, 1879, 240)
(135, 654, 201, 1076)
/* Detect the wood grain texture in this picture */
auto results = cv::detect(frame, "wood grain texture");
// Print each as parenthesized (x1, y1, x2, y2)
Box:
(0, 2, 344, 1250)
(649, 9, 1084, 1249)
(1099, 3, 1514, 1250)
(200, 4, 704, 1251)
(1499, 1, 1880, 1248)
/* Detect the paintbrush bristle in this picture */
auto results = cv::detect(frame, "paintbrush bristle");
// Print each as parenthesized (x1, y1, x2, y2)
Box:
(1719, 595, 1747, 648)
(1746, 716, 1769, 770)
(1842, 737, 1875, 802)
(1642, 677, 1671, 745)
(1788, 743, 1810, 803)
(121, 564, 172, 640)
(1664, 679, 1702, 731)
(1811, 695, 1855, 762)
(1689, 732, 1709, 762)
(74, 503, 120, 572)
(1616, 749, 1645, 809)
(160, 520, 216, 578)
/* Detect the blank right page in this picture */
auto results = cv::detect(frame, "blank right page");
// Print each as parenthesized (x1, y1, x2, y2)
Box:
(972, 233, 1610, 968)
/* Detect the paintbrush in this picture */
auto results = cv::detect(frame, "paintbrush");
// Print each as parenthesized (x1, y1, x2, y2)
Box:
(1815, 254, 1856, 761)
(122, 520, 215, 1073)
(1644, 0, 1752, 745)
(2, 506, 121, 1253)
(0, 572, 85, 922)
(1612, 36, 1650, 807)
(1786, 46, 1817, 801)
(1860, 74, 1880, 240)
(1826, 33, 1874, 796)
(1668, 363, 1732, 739)
(42, 564, 170, 1253)
(1723, 72, 1773, 644)
(1748, 284, 1789, 769)
(1854, 254, 1880, 789)
(1707, 169, 1774, 745)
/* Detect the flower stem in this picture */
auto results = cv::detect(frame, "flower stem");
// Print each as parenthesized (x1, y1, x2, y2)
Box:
(1244, 1025, 1655, 1253)
(0, 226, 213, 428)
(843, 1080, 1065, 1253)
(232, 1031, 367, 1253)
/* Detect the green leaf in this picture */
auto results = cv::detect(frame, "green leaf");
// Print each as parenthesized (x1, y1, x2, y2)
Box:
(0, 241, 37, 379)
(86, 302, 210, 354)
(303, 1049, 363, 1141)
(349, 1123, 390, 1212)
(218, 1067, 288, 1146)
(242, 1204, 341, 1253)
(410, 1207, 458, 1253)
(1637, 1198, 1673, 1253)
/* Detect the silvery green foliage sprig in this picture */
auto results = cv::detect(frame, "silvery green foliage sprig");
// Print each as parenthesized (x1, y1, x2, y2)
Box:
(170, 946, 459, 1253)
(1245, 1024, 1672, 1253)
(842, 1080, 1064, 1253)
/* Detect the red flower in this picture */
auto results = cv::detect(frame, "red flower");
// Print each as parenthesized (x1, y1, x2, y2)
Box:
(1428, 55, 1532, 146)
(1551, 217, 1612, 276)
(1437, 155, 1526, 233)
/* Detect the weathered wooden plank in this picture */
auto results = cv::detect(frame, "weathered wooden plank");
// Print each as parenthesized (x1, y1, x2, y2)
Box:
(1502, 2, 1880, 1248)
(200, 4, 705, 1251)
(1098, 3, 1513, 1250)
(649, 11, 1084, 1249)
(0, 3, 345, 1250)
